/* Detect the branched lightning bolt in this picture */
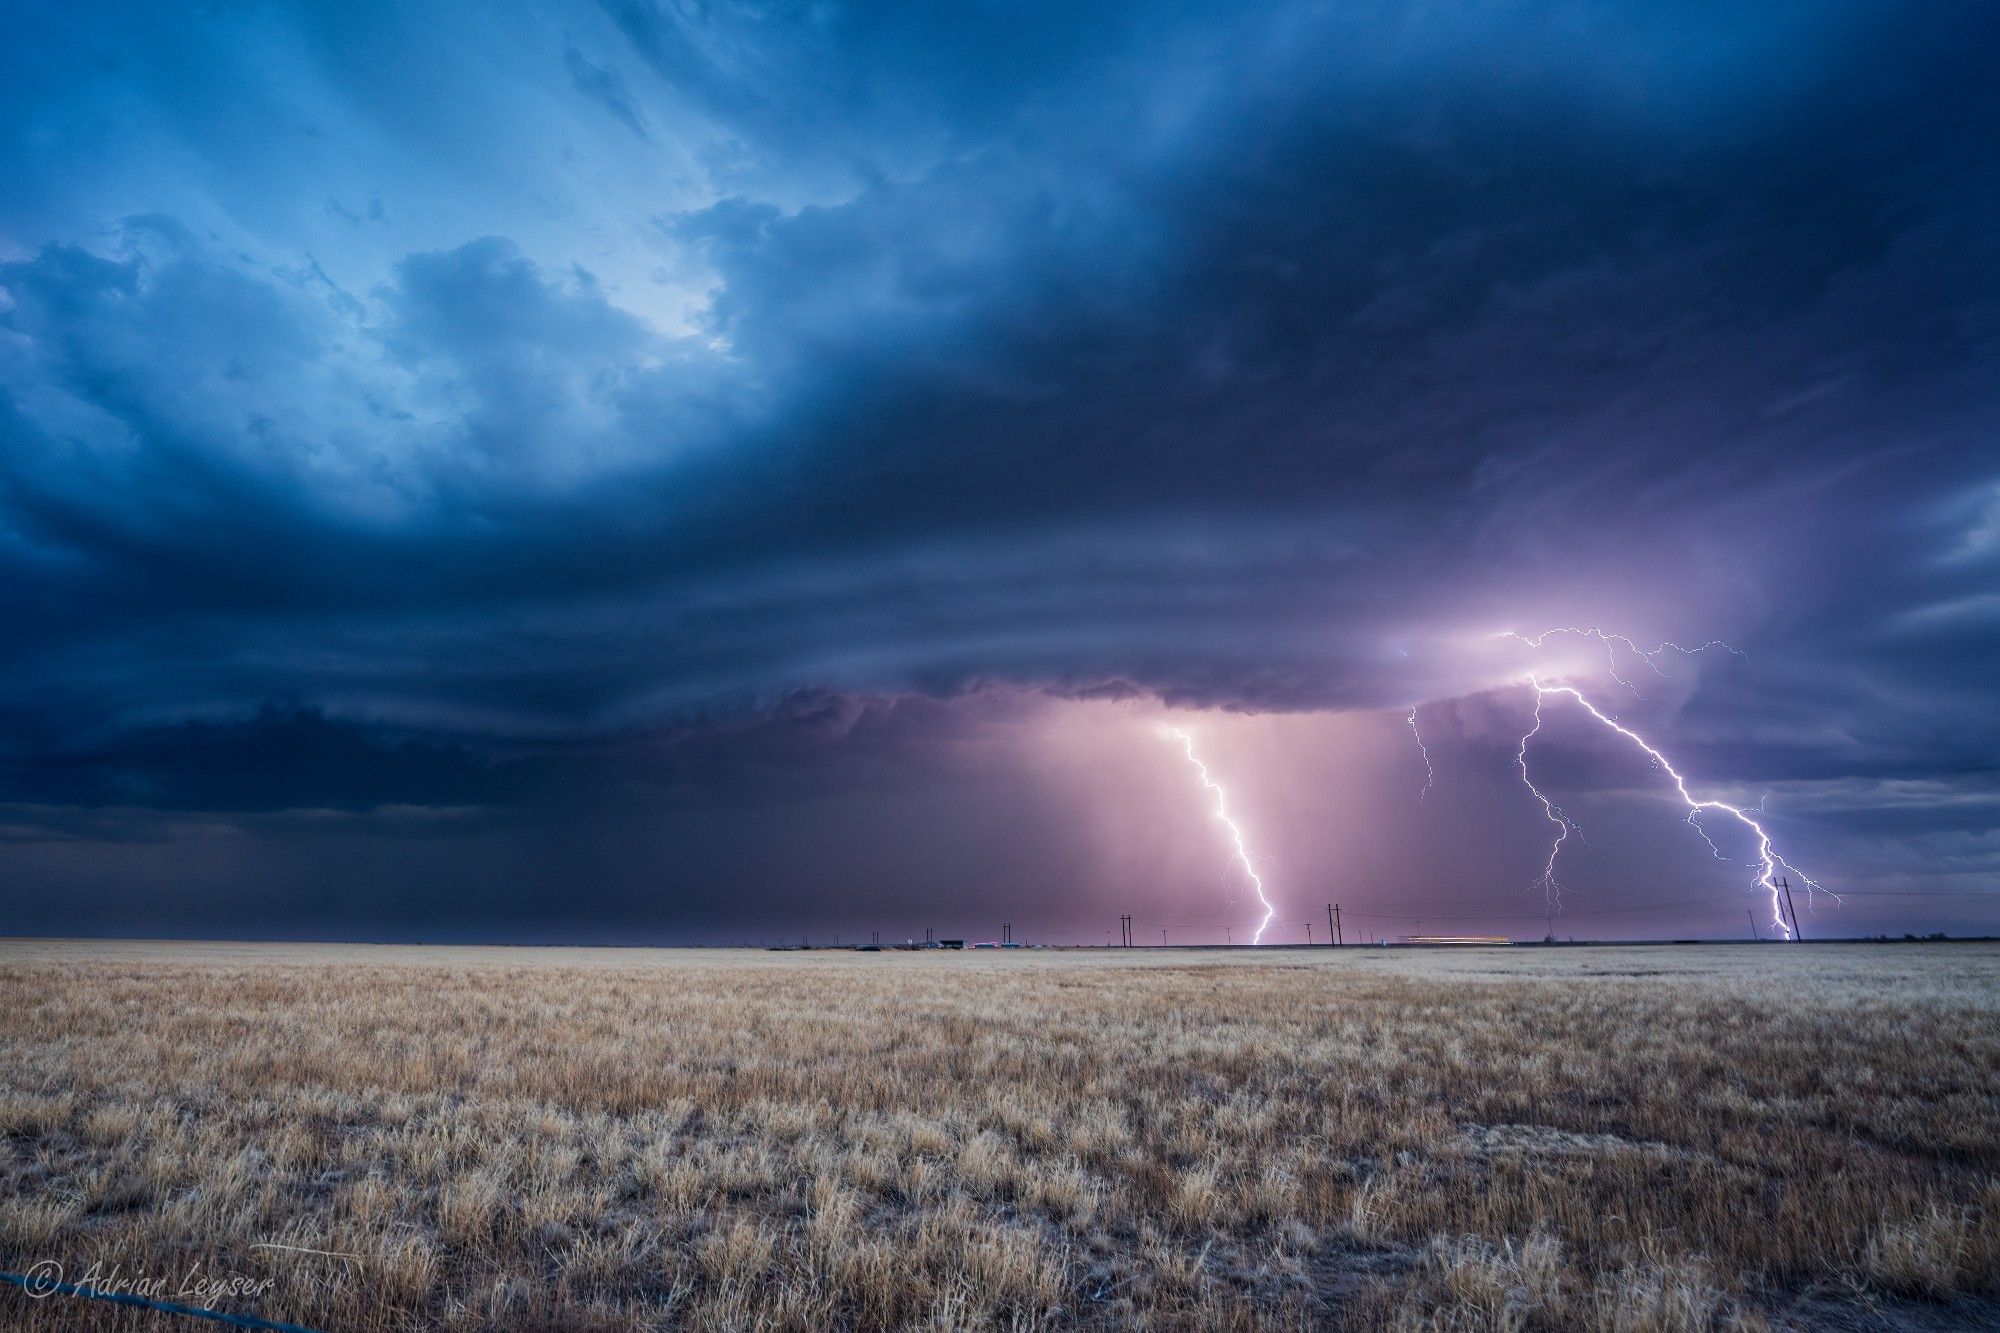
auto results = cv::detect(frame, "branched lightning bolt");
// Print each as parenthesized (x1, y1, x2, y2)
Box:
(1501, 628, 1829, 937)
(1165, 727, 1278, 944)
(1525, 679, 1832, 937)
(1513, 688, 1580, 909)
(1406, 706, 1435, 803)
(1498, 625, 1831, 937)
(1499, 627, 1742, 697)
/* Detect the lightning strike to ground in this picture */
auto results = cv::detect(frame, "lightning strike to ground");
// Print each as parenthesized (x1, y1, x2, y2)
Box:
(1498, 628, 1829, 938)
(1513, 689, 1580, 908)
(1165, 727, 1279, 944)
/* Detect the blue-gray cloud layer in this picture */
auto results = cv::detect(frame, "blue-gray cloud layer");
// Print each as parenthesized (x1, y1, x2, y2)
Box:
(1, 0, 1995, 937)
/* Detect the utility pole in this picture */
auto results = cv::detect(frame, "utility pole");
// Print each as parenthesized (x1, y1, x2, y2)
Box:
(1746, 910, 1758, 942)
(1305, 922, 1313, 945)
(1779, 877, 1803, 942)
(1162, 928, 1168, 947)
(1002, 922, 1011, 944)
(1328, 903, 1341, 947)
(1119, 915, 1132, 948)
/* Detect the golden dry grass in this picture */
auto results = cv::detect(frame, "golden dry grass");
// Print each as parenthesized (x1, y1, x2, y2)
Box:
(0, 940, 1996, 1330)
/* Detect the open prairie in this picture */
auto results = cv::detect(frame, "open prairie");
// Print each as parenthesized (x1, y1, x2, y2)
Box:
(1, 940, 1995, 1331)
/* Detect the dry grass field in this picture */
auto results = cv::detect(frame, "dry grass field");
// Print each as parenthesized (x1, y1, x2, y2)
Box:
(0, 940, 1995, 1331)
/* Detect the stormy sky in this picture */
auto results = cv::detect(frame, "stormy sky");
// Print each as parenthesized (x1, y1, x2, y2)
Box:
(2, 0, 1995, 944)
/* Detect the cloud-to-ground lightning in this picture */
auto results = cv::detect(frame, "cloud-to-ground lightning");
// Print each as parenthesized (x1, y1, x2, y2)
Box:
(1513, 688, 1581, 909)
(1407, 706, 1435, 803)
(1500, 629, 1828, 938)
(1165, 727, 1279, 944)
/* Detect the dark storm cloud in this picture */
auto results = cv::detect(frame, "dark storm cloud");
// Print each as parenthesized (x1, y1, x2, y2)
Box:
(0, 704, 505, 814)
(0, 0, 1995, 935)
